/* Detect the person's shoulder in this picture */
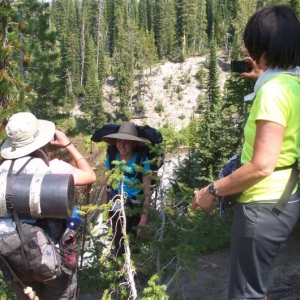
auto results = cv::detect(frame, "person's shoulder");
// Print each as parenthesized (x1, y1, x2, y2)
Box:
(49, 158, 70, 169)
(260, 76, 288, 98)
(0, 156, 51, 174)
(264, 72, 298, 87)
(49, 158, 76, 174)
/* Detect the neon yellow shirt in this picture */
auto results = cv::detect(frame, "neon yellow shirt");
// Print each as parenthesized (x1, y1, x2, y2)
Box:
(239, 73, 300, 203)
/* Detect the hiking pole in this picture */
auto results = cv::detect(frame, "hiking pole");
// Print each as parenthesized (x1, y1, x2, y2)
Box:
(0, 255, 39, 300)
(76, 184, 92, 300)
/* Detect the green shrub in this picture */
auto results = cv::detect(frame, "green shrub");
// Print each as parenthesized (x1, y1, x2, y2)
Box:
(176, 85, 183, 93)
(195, 68, 206, 88)
(178, 92, 183, 100)
(0, 275, 15, 300)
(135, 102, 145, 113)
(155, 101, 164, 114)
(163, 76, 173, 89)
(182, 73, 191, 84)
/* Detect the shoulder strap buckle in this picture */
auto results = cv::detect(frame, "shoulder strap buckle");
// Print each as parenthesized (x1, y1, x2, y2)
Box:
(5, 194, 14, 210)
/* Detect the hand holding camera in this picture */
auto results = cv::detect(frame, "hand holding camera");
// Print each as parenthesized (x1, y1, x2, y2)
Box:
(231, 57, 264, 80)
(50, 130, 72, 148)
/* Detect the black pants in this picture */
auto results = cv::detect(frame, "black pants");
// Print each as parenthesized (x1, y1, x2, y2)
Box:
(109, 209, 141, 258)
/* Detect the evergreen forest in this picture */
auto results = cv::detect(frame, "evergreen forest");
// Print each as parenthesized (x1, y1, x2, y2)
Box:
(1, 0, 300, 299)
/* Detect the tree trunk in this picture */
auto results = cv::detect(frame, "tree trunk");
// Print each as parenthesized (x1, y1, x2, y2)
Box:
(80, 14, 85, 86)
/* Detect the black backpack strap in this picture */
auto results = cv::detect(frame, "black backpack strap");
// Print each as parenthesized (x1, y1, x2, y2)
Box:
(134, 147, 146, 183)
(135, 147, 146, 166)
(272, 161, 299, 215)
(30, 149, 50, 166)
(0, 255, 26, 288)
(108, 145, 118, 170)
(5, 158, 34, 276)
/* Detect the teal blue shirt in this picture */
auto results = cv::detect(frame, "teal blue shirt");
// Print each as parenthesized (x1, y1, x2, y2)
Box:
(105, 152, 150, 198)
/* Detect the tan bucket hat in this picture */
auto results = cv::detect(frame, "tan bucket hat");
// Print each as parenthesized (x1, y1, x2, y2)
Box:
(1, 112, 55, 159)
(102, 122, 150, 146)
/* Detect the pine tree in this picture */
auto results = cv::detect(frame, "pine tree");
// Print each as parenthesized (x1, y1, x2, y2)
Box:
(194, 31, 235, 185)
(153, 0, 164, 59)
(136, 30, 158, 74)
(194, 0, 208, 55)
(83, 35, 106, 132)
(174, 0, 184, 53)
(111, 0, 135, 120)
(206, 0, 214, 40)
(290, 0, 300, 18)
(106, 0, 123, 57)
(138, 0, 148, 31)
(48, 1, 80, 106)
(0, 0, 30, 121)
(222, 69, 254, 151)
(24, 0, 72, 121)
(214, 0, 232, 52)
(95, 0, 106, 83)
(173, 113, 202, 188)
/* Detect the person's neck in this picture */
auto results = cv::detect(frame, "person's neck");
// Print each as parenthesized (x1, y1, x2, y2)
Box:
(119, 152, 135, 162)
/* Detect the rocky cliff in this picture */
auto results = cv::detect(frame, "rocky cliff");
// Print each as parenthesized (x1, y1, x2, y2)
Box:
(103, 54, 230, 131)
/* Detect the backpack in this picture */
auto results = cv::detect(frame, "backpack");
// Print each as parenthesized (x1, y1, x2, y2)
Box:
(91, 124, 164, 183)
(0, 222, 63, 282)
(217, 154, 242, 209)
(0, 157, 77, 283)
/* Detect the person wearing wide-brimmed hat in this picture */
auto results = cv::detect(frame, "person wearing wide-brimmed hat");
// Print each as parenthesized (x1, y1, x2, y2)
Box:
(102, 121, 152, 258)
(0, 112, 96, 300)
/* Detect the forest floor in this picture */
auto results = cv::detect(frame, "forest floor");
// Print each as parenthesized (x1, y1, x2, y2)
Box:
(79, 230, 300, 300)
(166, 230, 300, 300)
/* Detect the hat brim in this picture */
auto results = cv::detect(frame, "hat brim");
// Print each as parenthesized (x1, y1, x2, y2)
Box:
(1, 120, 55, 159)
(102, 133, 150, 146)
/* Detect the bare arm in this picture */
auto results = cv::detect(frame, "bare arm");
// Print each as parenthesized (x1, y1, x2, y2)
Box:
(193, 120, 285, 212)
(50, 129, 96, 186)
(102, 175, 109, 205)
(137, 174, 151, 236)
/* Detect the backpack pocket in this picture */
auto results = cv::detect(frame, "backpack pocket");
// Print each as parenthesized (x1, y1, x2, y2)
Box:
(0, 223, 63, 282)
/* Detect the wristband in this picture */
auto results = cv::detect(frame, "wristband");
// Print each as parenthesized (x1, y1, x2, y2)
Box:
(76, 157, 86, 163)
(62, 142, 72, 148)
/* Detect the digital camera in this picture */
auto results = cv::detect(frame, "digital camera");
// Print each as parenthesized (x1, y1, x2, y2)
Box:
(230, 60, 251, 73)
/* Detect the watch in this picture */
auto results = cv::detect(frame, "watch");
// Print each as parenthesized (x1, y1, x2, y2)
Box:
(208, 182, 218, 197)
